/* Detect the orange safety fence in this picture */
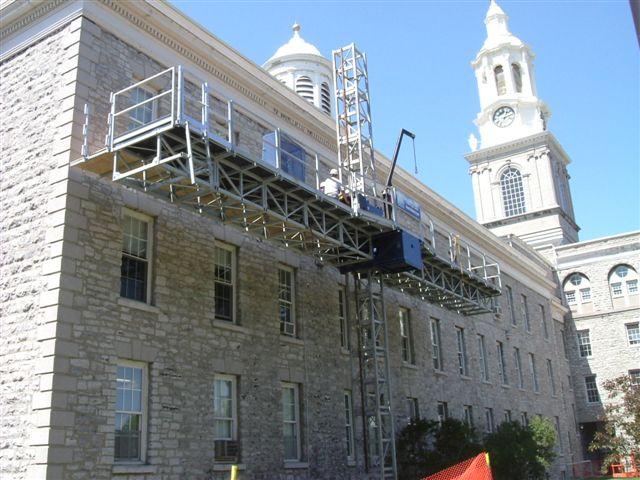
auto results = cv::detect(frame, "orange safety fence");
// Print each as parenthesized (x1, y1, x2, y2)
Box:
(422, 453, 494, 480)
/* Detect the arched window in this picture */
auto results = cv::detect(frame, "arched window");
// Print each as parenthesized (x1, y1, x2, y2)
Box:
(500, 167, 526, 217)
(320, 82, 331, 115)
(295, 76, 314, 104)
(494, 65, 506, 96)
(563, 273, 592, 313)
(512, 63, 522, 93)
(609, 265, 639, 308)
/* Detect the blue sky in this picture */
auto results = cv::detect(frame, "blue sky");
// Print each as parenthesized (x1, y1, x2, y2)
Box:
(170, 1, 639, 241)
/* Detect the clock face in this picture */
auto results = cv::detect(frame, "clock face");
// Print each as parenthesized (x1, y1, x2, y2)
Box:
(493, 106, 515, 127)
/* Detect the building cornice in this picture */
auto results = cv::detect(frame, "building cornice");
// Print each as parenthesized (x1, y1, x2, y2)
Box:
(465, 131, 572, 166)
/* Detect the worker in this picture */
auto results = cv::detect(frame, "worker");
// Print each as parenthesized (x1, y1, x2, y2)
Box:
(320, 169, 342, 199)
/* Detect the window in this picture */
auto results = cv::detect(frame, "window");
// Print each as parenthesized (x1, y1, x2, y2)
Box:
(437, 401, 449, 425)
(128, 86, 155, 130)
(626, 322, 640, 345)
(568, 375, 573, 390)
(399, 308, 414, 364)
(120, 210, 152, 303)
(282, 383, 301, 461)
(512, 63, 522, 93)
(521, 295, 530, 332)
(609, 265, 639, 305)
(501, 167, 526, 217)
(506, 286, 516, 325)
(547, 359, 556, 396)
(529, 353, 539, 392)
(115, 361, 147, 462)
(494, 65, 506, 95)
(214, 244, 236, 322)
(278, 267, 295, 336)
(295, 76, 314, 104)
(514, 348, 524, 389)
(406, 397, 420, 421)
(484, 408, 495, 433)
(561, 328, 568, 358)
(520, 412, 529, 427)
(478, 335, 489, 382)
(213, 375, 237, 441)
(320, 82, 331, 115)
(456, 327, 468, 376)
(585, 376, 600, 403)
(540, 305, 549, 340)
(463, 405, 474, 427)
(577, 330, 592, 357)
(430, 318, 443, 371)
(504, 410, 512, 423)
(564, 273, 592, 312)
(629, 369, 640, 386)
(339, 288, 349, 350)
(497, 341, 508, 385)
(344, 391, 355, 462)
(554, 416, 563, 453)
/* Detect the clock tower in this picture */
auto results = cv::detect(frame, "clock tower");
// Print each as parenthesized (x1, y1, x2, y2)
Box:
(465, 0, 579, 249)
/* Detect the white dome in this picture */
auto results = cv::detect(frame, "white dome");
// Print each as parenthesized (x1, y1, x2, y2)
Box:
(264, 23, 324, 68)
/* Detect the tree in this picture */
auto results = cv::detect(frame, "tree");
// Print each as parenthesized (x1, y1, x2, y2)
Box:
(483, 418, 556, 480)
(588, 373, 640, 473)
(396, 418, 482, 479)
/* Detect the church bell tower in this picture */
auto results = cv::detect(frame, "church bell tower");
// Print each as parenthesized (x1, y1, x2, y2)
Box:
(465, 0, 579, 249)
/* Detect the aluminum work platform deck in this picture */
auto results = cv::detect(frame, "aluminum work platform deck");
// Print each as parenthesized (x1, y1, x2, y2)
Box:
(72, 66, 501, 315)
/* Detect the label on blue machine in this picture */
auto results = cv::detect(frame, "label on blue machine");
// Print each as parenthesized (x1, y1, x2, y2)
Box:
(395, 190, 421, 220)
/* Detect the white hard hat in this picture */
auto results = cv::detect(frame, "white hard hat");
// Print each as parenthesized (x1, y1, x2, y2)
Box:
(330, 168, 339, 176)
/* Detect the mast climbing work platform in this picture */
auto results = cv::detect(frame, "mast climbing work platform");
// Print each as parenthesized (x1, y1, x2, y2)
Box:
(72, 64, 502, 478)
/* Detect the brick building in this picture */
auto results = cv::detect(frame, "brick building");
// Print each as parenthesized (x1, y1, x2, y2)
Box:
(0, 1, 637, 479)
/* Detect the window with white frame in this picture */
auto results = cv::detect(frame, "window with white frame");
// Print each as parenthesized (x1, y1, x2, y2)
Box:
(497, 341, 508, 385)
(494, 65, 506, 96)
(609, 265, 639, 307)
(128, 86, 156, 131)
(585, 375, 600, 403)
(520, 411, 529, 427)
(214, 244, 236, 322)
(115, 361, 147, 462)
(577, 330, 592, 357)
(282, 383, 301, 461)
(399, 308, 414, 364)
(626, 322, 640, 346)
(521, 294, 530, 332)
(547, 359, 556, 396)
(514, 347, 524, 389)
(295, 76, 314, 104)
(320, 82, 331, 115)
(437, 401, 448, 425)
(540, 305, 549, 340)
(512, 63, 523, 93)
(478, 334, 489, 382)
(500, 167, 526, 217)
(344, 391, 355, 462)
(213, 374, 237, 443)
(431, 318, 443, 371)
(629, 369, 640, 386)
(339, 288, 349, 350)
(456, 326, 468, 376)
(506, 286, 516, 326)
(504, 410, 512, 423)
(120, 210, 152, 303)
(563, 273, 592, 312)
(406, 397, 419, 421)
(484, 407, 495, 433)
(278, 266, 296, 336)
(463, 405, 474, 427)
(529, 353, 539, 392)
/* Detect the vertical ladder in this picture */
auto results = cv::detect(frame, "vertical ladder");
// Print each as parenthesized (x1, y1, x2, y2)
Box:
(354, 271, 398, 480)
(333, 44, 380, 215)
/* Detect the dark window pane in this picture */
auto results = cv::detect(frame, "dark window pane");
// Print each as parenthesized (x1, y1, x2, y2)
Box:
(215, 283, 232, 321)
(120, 256, 147, 302)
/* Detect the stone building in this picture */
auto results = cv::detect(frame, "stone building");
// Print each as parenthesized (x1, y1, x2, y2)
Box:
(0, 1, 636, 480)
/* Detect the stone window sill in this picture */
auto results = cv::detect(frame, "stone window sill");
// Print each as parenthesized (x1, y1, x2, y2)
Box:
(284, 461, 309, 469)
(433, 369, 447, 377)
(340, 347, 351, 355)
(501, 383, 511, 389)
(347, 459, 356, 467)
(211, 463, 246, 472)
(402, 362, 418, 370)
(117, 297, 160, 314)
(460, 375, 472, 381)
(113, 464, 155, 475)
(280, 335, 304, 346)
(213, 319, 249, 334)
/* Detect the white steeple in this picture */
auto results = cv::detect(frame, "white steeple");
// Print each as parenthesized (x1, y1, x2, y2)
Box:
(263, 23, 334, 115)
(471, 0, 549, 149)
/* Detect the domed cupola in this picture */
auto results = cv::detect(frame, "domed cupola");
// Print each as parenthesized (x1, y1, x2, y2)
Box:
(263, 23, 334, 116)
